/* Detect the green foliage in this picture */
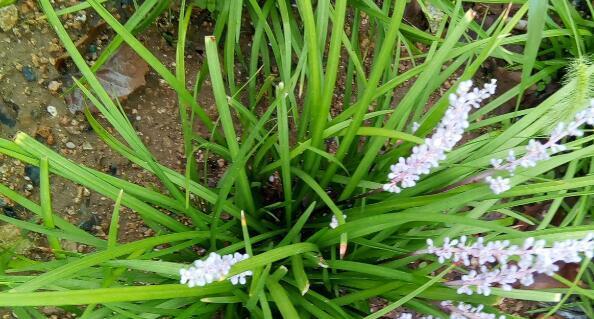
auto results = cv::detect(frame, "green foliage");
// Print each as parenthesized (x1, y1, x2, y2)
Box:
(541, 56, 594, 133)
(0, 0, 15, 9)
(0, 0, 593, 318)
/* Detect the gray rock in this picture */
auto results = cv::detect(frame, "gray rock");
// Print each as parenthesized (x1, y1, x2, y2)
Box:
(24, 165, 40, 186)
(0, 99, 18, 127)
(82, 141, 93, 150)
(22, 66, 37, 82)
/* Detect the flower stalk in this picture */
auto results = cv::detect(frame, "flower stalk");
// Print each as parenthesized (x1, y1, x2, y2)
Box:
(486, 100, 594, 194)
(420, 234, 594, 296)
(384, 80, 497, 193)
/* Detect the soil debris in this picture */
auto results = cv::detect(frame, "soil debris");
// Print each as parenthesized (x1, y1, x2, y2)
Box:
(0, 4, 17, 32)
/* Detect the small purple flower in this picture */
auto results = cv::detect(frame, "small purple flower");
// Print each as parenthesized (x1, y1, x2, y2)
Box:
(420, 234, 594, 295)
(442, 301, 505, 319)
(383, 80, 497, 193)
(487, 99, 594, 194)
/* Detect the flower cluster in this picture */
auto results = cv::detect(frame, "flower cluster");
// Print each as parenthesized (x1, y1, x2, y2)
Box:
(398, 313, 433, 319)
(329, 213, 347, 229)
(486, 99, 594, 194)
(421, 234, 594, 296)
(396, 301, 503, 319)
(384, 79, 497, 193)
(442, 301, 505, 319)
(179, 252, 252, 287)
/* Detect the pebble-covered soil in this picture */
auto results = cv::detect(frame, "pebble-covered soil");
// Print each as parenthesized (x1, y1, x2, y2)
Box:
(0, 2, 222, 317)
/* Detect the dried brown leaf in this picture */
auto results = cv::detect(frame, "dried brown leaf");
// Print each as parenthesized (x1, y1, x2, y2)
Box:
(96, 44, 149, 100)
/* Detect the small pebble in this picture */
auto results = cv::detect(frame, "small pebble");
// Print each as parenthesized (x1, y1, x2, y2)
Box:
(65, 142, 76, 149)
(24, 165, 40, 186)
(78, 213, 98, 232)
(48, 81, 62, 93)
(22, 66, 37, 82)
(88, 44, 97, 54)
(0, 100, 18, 127)
(46, 105, 58, 117)
(75, 12, 87, 22)
(3, 206, 19, 219)
(82, 141, 93, 150)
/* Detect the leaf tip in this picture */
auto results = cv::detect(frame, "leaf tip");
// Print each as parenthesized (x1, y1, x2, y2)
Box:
(240, 210, 247, 227)
(339, 242, 347, 259)
(13, 131, 27, 145)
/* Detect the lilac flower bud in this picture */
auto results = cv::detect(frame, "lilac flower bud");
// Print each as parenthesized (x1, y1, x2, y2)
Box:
(442, 301, 505, 319)
(180, 252, 252, 287)
(486, 99, 594, 194)
(485, 176, 511, 194)
(384, 80, 497, 193)
(421, 234, 594, 295)
(397, 301, 503, 319)
(329, 214, 346, 229)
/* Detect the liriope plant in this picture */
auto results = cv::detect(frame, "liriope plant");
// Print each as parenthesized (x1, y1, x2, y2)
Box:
(0, 1, 593, 318)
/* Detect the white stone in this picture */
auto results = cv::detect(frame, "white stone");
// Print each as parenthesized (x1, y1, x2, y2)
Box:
(47, 81, 62, 93)
(46, 105, 58, 117)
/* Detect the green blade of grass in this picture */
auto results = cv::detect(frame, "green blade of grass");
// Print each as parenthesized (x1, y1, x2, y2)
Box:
(10, 231, 233, 293)
(291, 168, 347, 258)
(108, 190, 124, 248)
(266, 276, 299, 319)
(364, 265, 455, 319)
(0, 284, 233, 306)
(314, 212, 519, 247)
(278, 202, 316, 247)
(39, 157, 63, 259)
(518, 0, 548, 105)
(295, 0, 322, 142)
(303, 0, 347, 175)
(277, 83, 293, 226)
(204, 35, 256, 214)
(227, 243, 319, 278)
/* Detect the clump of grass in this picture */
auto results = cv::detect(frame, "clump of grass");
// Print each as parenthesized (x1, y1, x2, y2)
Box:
(0, 1, 593, 318)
